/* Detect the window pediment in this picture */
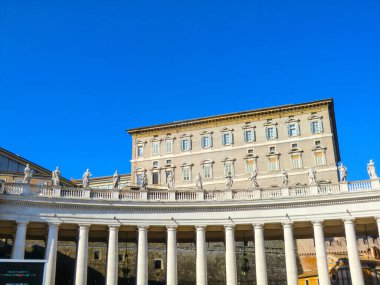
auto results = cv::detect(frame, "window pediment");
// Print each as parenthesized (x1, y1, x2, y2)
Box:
(200, 159, 214, 165)
(266, 151, 280, 157)
(179, 133, 193, 138)
(180, 162, 194, 167)
(200, 130, 213, 135)
(285, 117, 300, 124)
(220, 127, 234, 133)
(307, 114, 323, 120)
(244, 153, 258, 159)
(134, 167, 146, 173)
(312, 145, 327, 151)
(288, 148, 303, 154)
(164, 135, 176, 141)
(150, 137, 162, 142)
(263, 120, 278, 127)
(222, 157, 236, 163)
(135, 139, 147, 145)
(242, 123, 256, 130)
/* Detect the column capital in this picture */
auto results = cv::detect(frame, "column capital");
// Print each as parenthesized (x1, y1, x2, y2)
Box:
(282, 222, 293, 228)
(195, 225, 207, 231)
(15, 219, 29, 225)
(311, 220, 324, 226)
(78, 224, 91, 229)
(48, 222, 61, 228)
(166, 225, 178, 230)
(108, 225, 120, 230)
(137, 225, 149, 231)
(252, 223, 265, 229)
(224, 224, 235, 230)
(343, 218, 355, 225)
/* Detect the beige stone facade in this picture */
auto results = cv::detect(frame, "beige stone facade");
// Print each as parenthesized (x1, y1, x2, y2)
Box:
(127, 99, 340, 189)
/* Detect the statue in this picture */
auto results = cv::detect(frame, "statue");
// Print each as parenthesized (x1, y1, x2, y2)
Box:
(52, 166, 61, 187)
(367, 160, 378, 179)
(308, 167, 317, 185)
(281, 169, 288, 187)
(141, 170, 148, 190)
(167, 172, 174, 190)
(112, 170, 120, 189)
(195, 173, 203, 190)
(23, 164, 33, 183)
(82, 168, 92, 188)
(226, 176, 233, 190)
(249, 166, 259, 188)
(338, 163, 348, 182)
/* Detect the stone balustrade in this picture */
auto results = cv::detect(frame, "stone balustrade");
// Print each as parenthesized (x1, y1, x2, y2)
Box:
(1, 179, 379, 203)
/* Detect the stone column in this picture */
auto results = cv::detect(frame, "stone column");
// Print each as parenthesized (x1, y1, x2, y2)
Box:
(282, 222, 298, 285)
(166, 226, 178, 285)
(343, 219, 364, 285)
(195, 225, 207, 285)
(44, 223, 60, 285)
(137, 226, 149, 285)
(75, 224, 90, 285)
(376, 217, 380, 237)
(106, 225, 119, 285)
(253, 224, 268, 285)
(224, 225, 237, 285)
(11, 220, 28, 259)
(312, 221, 331, 285)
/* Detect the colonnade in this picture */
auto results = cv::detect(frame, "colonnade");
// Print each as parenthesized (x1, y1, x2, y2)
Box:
(9, 217, 378, 285)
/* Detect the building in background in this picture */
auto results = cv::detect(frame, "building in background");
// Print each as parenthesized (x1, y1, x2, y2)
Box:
(127, 99, 340, 189)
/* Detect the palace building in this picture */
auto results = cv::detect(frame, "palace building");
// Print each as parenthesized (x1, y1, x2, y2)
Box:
(1, 98, 380, 285)
(127, 99, 339, 189)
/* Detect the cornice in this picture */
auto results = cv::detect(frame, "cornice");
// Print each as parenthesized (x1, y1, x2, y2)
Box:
(127, 100, 332, 138)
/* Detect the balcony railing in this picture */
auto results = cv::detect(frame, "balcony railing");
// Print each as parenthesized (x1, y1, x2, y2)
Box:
(0, 179, 379, 203)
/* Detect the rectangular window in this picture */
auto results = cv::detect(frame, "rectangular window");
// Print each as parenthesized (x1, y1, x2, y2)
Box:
(152, 161, 158, 167)
(203, 164, 212, 179)
(136, 174, 142, 186)
(246, 160, 255, 174)
(315, 151, 326, 166)
(288, 124, 299, 137)
(152, 142, 159, 155)
(269, 146, 276, 153)
(154, 259, 163, 270)
(181, 138, 191, 151)
(137, 146, 144, 157)
(201, 136, 212, 148)
(165, 140, 173, 153)
(291, 154, 302, 169)
(291, 143, 298, 149)
(222, 133, 232, 145)
(152, 172, 159, 184)
(247, 148, 254, 154)
(311, 121, 323, 134)
(268, 157, 279, 171)
(266, 127, 277, 140)
(224, 162, 234, 177)
(244, 130, 255, 143)
(182, 167, 191, 181)
(315, 140, 321, 146)
(166, 159, 172, 165)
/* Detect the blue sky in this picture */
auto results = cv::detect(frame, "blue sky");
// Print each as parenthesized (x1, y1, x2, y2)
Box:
(1, 0, 379, 181)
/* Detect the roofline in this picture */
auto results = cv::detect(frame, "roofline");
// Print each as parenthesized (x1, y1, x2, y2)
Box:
(126, 98, 333, 134)
(0, 147, 77, 187)
(71, 173, 130, 182)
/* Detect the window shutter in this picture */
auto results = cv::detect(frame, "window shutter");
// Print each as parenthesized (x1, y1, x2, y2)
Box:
(297, 124, 301, 136)
(253, 130, 256, 141)
(222, 134, 225, 145)
(275, 127, 278, 139)
(189, 139, 192, 150)
(310, 122, 315, 134)
(265, 128, 269, 139)
(231, 133, 234, 144)
(287, 125, 291, 137)
(201, 137, 204, 148)
(320, 120, 324, 132)
(210, 136, 213, 147)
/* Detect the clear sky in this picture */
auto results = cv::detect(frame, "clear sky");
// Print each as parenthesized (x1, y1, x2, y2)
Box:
(1, 0, 379, 181)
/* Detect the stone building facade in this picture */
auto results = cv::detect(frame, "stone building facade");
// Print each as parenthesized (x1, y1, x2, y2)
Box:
(127, 99, 340, 189)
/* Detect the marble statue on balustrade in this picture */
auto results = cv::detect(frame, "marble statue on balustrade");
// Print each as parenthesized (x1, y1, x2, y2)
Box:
(82, 168, 92, 188)
(112, 170, 120, 189)
(226, 176, 233, 190)
(167, 172, 174, 190)
(367, 160, 378, 179)
(52, 166, 61, 187)
(195, 173, 203, 190)
(141, 170, 148, 190)
(308, 167, 317, 185)
(23, 164, 33, 184)
(249, 167, 259, 188)
(281, 169, 289, 187)
(338, 163, 348, 182)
